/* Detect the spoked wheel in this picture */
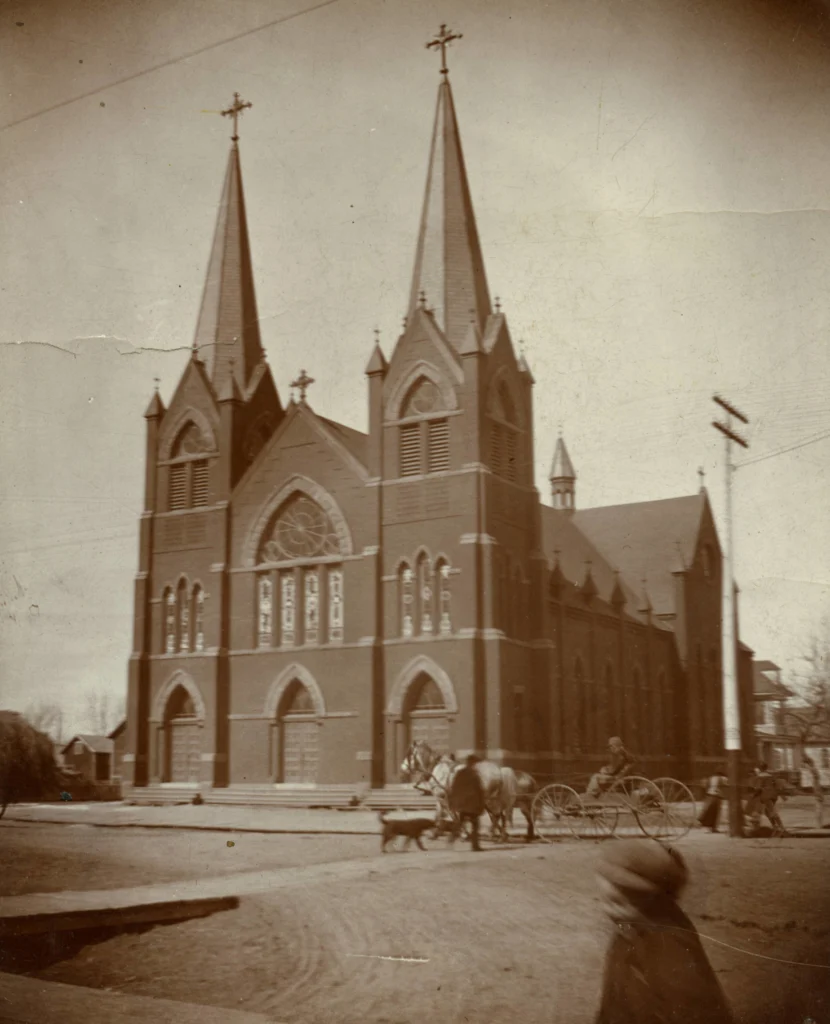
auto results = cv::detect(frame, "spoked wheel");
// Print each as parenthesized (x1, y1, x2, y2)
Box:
(652, 778, 697, 838)
(532, 784, 583, 842)
(610, 776, 667, 838)
(572, 799, 619, 840)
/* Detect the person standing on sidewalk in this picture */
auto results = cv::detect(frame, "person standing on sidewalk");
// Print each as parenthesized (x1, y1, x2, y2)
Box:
(449, 754, 485, 851)
(801, 753, 824, 829)
(698, 767, 728, 832)
(594, 839, 734, 1024)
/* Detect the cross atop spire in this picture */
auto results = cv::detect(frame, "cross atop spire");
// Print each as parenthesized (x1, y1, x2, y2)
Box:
(426, 24, 463, 75)
(222, 92, 252, 143)
(291, 368, 315, 403)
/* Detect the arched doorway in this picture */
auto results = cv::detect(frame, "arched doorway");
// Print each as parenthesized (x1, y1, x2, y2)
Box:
(403, 673, 450, 754)
(164, 685, 202, 783)
(278, 681, 319, 784)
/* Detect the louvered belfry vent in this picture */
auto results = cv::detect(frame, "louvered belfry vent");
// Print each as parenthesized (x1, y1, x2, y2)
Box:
(428, 419, 450, 472)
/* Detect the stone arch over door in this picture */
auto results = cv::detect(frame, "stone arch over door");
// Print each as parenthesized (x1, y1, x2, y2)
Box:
(152, 671, 205, 784)
(388, 656, 458, 772)
(264, 664, 325, 785)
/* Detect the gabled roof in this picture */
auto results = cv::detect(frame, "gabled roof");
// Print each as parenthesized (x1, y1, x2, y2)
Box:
(408, 77, 491, 351)
(317, 415, 369, 468)
(192, 142, 265, 397)
(108, 720, 127, 740)
(63, 734, 114, 755)
(573, 492, 706, 616)
(540, 506, 643, 617)
(753, 663, 792, 700)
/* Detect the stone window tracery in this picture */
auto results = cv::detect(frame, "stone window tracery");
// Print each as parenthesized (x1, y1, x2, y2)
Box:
(259, 495, 340, 563)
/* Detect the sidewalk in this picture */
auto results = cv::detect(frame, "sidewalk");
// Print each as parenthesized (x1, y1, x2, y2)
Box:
(5, 798, 828, 838)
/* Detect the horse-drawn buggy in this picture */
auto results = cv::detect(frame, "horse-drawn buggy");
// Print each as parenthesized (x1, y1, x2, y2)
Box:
(530, 774, 697, 841)
(400, 740, 697, 844)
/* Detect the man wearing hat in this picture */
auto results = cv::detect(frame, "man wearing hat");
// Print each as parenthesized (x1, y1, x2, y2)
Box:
(588, 737, 634, 798)
(595, 839, 733, 1023)
(449, 754, 485, 851)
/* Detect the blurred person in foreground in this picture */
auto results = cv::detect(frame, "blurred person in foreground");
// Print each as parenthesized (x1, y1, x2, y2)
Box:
(595, 839, 734, 1024)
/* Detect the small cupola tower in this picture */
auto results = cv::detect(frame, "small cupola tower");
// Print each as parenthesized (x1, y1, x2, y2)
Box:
(549, 432, 576, 512)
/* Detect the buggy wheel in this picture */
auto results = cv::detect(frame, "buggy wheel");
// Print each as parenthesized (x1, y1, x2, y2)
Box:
(610, 776, 666, 838)
(572, 799, 619, 839)
(532, 784, 583, 842)
(652, 777, 697, 838)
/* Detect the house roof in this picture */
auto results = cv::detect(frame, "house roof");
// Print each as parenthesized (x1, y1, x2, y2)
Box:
(108, 720, 127, 740)
(63, 734, 114, 755)
(572, 492, 705, 617)
(753, 663, 792, 700)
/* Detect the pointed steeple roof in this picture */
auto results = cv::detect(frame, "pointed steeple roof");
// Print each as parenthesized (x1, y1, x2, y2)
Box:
(550, 434, 576, 480)
(192, 142, 264, 398)
(408, 78, 491, 351)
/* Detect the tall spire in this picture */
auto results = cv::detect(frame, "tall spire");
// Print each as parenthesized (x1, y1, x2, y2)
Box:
(550, 432, 576, 512)
(193, 95, 264, 397)
(408, 30, 491, 351)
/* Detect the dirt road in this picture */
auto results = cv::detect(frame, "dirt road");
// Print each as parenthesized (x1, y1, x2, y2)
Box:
(3, 823, 827, 1024)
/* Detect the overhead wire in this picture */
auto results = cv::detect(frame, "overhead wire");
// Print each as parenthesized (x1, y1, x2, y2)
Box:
(0, 0, 344, 134)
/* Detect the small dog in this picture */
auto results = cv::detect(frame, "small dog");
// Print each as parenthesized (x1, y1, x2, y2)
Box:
(378, 811, 435, 853)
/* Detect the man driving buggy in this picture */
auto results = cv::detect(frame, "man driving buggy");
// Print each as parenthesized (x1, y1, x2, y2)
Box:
(587, 736, 634, 798)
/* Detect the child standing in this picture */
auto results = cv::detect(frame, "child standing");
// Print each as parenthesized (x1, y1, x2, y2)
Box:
(698, 767, 728, 832)
(594, 839, 734, 1024)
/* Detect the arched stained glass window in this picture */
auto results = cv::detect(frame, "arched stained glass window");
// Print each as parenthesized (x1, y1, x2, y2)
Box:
(436, 560, 452, 635)
(259, 494, 341, 562)
(400, 565, 414, 638)
(192, 585, 205, 652)
(176, 579, 189, 653)
(417, 554, 433, 635)
(258, 576, 273, 648)
(164, 589, 176, 654)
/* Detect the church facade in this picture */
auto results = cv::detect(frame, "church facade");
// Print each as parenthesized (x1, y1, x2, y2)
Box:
(124, 62, 755, 800)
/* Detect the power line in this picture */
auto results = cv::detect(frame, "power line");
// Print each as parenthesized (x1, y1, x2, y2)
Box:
(0, 0, 344, 134)
(736, 428, 830, 468)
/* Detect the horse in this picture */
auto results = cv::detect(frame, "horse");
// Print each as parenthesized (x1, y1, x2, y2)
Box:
(400, 741, 536, 842)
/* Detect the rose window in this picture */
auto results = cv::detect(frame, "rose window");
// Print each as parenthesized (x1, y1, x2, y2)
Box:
(259, 495, 340, 562)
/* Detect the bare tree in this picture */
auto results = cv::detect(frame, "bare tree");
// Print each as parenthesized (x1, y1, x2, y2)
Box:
(24, 701, 65, 743)
(84, 689, 126, 735)
(783, 632, 829, 827)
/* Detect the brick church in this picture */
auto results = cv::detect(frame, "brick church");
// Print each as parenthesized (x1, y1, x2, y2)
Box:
(124, 50, 755, 800)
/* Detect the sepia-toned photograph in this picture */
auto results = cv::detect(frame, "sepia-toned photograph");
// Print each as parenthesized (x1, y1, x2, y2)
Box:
(1, 1, 829, 1021)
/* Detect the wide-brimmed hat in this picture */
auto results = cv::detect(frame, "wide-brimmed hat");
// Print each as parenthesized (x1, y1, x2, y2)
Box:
(596, 839, 687, 897)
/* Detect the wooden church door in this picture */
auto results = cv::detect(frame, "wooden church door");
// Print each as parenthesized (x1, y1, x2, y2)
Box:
(406, 674, 451, 755)
(279, 682, 319, 784)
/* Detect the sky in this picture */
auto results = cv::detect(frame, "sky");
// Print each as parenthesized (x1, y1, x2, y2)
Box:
(1, 0, 829, 736)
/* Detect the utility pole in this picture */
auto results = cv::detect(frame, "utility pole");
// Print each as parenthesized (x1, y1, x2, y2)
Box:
(712, 395, 749, 838)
